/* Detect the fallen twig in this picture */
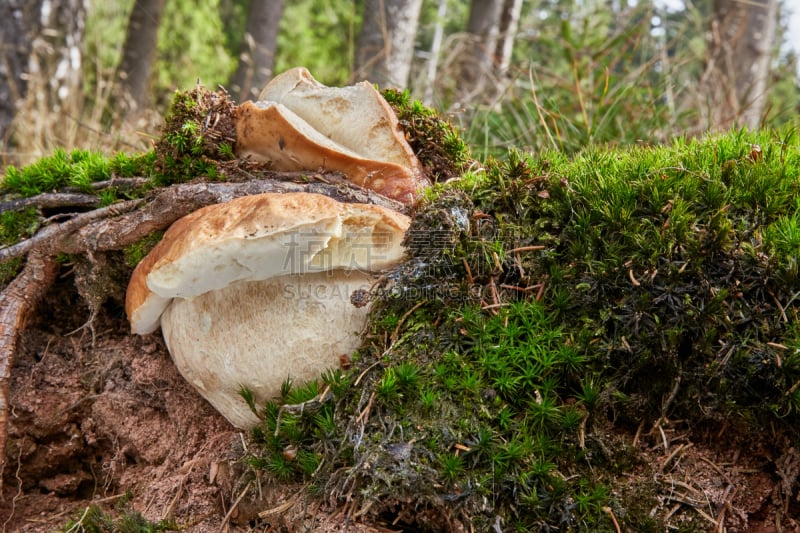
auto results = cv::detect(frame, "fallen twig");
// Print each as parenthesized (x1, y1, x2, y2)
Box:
(390, 301, 425, 344)
(0, 198, 144, 262)
(0, 178, 403, 263)
(0, 192, 100, 214)
(218, 480, 252, 533)
(602, 506, 621, 533)
(659, 442, 693, 474)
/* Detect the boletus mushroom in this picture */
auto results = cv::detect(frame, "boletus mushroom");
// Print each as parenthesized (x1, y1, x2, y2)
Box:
(236, 67, 429, 204)
(126, 192, 409, 428)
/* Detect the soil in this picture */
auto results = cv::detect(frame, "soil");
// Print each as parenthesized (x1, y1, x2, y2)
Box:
(1, 269, 798, 532)
(0, 273, 387, 532)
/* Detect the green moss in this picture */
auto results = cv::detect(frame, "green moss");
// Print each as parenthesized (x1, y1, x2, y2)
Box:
(502, 130, 800, 427)
(0, 150, 154, 222)
(382, 88, 471, 183)
(0, 207, 40, 285)
(0, 258, 23, 286)
(0, 207, 39, 245)
(152, 85, 237, 186)
(61, 499, 177, 533)
(1, 149, 114, 196)
(110, 151, 157, 178)
(123, 232, 164, 267)
(237, 127, 800, 530)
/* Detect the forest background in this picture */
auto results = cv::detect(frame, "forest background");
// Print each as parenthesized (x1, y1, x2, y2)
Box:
(0, 0, 798, 170)
(1, 0, 800, 530)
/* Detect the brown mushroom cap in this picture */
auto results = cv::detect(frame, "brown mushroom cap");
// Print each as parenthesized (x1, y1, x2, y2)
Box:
(236, 67, 430, 204)
(236, 101, 421, 203)
(258, 67, 423, 175)
(126, 192, 409, 335)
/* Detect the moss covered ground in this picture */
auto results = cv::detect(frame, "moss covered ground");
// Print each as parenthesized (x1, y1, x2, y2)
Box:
(242, 127, 800, 531)
(2, 88, 799, 531)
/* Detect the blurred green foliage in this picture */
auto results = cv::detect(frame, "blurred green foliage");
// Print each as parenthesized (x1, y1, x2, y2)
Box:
(459, 0, 800, 157)
(78, 0, 799, 153)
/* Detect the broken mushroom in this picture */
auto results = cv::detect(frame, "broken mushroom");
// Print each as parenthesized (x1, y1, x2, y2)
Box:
(126, 192, 410, 428)
(236, 67, 429, 204)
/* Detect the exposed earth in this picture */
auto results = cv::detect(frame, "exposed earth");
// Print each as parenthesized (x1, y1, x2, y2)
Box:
(1, 258, 799, 532)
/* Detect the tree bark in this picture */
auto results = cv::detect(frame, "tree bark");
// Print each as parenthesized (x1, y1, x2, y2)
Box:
(421, 0, 447, 105)
(701, 0, 778, 130)
(229, 0, 286, 102)
(0, 0, 86, 154)
(116, 0, 167, 120)
(354, 0, 423, 89)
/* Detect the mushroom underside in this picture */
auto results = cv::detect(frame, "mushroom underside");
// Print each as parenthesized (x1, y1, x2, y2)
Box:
(161, 269, 374, 428)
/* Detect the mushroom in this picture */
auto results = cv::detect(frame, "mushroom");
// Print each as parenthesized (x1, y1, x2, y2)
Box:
(236, 67, 429, 204)
(126, 192, 410, 428)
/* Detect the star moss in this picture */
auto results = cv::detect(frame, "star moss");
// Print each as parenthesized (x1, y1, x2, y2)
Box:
(244, 128, 800, 531)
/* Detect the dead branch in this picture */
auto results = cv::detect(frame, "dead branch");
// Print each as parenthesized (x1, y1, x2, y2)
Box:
(83, 176, 151, 192)
(0, 198, 145, 262)
(0, 175, 404, 262)
(0, 193, 100, 214)
(0, 251, 59, 490)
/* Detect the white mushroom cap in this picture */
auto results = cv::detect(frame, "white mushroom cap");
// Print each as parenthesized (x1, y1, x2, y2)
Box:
(125, 192, 410, 428)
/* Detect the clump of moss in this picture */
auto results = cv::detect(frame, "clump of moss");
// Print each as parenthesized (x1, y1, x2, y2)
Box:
(61, 500, 177, 533)
(244, 128, 800, 530)
(110, 150, 157, 179)
(241, 375, 345, 483)
(504, 130, 800, 426)
(0, 148, 153, 197)
(123, 231, 164, 267)
(0, 148, 116, 197)
(0, 207, 41, 284)
(382, 88, 471, 183)
(153, 84, 238, 186)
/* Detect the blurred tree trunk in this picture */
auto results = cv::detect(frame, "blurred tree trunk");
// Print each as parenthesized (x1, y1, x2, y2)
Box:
(452, 0, 503, 106)
(494, 0, 522, 75)
(229, 0, 286, 102)
(354, 0, 423, 89)
(0, 0, 86, 156)
(116, 0, 167, 121)
(701, 0, 778, 130)
(421, 0, 447, 105)
(0, 1, 35, 151)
